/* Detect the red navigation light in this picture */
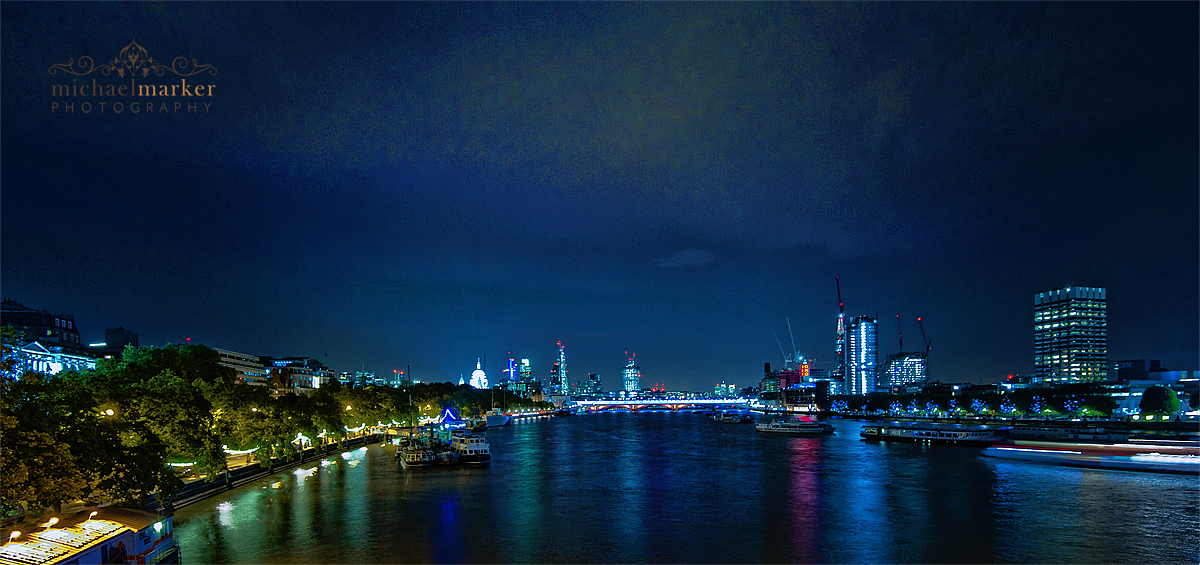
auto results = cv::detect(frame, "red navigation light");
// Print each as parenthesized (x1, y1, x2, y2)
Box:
(1007, 374, 1014, 380)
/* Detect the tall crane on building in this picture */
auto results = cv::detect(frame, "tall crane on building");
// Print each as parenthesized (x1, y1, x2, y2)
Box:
(917, 316, 931, 357)
(836, 276, 845, 317)
(834, 276, 847, 383)
(896, 313, 904, 352)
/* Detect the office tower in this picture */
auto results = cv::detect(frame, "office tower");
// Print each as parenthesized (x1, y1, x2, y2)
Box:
(1034, 286, 1107, 383)
(846, 316, 878, 395)
(884, 352, 927, 388)
(622, 352, 641, 392)
(584, 373, 602, 395)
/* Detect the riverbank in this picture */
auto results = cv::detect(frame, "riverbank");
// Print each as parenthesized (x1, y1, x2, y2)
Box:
(165, 434, 389, 510)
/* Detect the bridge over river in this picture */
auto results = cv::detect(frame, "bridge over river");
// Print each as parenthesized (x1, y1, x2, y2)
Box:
(568, 398, 751, 411)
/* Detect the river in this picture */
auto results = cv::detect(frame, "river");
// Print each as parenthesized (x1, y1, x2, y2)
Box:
(173, 412, 1199, 564)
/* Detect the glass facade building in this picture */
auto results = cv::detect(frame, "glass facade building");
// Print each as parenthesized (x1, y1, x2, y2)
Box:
(1034, 286, 1107, 383)
(846, 316, 878, 395)
(622, 353, 641, 392)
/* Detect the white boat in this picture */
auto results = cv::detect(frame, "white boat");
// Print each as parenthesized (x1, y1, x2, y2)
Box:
(983, 441, 1200, 474)
(396, 440, 436, 468)
(860, 422, 1006, 445)
(451, 430, 492, 464)
(755, 420, 835, 435)
(485, 411, 511, 427)
(716, 411, 753, 423)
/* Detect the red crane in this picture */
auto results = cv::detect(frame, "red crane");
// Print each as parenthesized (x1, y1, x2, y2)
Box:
(917, 317, 931, 356)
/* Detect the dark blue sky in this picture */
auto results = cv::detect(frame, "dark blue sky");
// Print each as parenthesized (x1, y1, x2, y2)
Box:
(2, 2, 1197, 390)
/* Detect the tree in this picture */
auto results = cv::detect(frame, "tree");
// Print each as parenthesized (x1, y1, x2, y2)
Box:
(1139, 386, 1180, 416)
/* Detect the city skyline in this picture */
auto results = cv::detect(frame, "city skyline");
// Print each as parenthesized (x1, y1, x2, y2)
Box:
(2, 3, 1197, 391)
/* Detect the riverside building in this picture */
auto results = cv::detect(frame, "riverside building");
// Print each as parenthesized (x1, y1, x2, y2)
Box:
(846, 316, 878, 395)
(1034, 286, 1107, 383)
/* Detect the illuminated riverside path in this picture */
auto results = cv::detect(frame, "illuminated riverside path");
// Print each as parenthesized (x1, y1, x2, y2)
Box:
(172, 414, 1199, 564)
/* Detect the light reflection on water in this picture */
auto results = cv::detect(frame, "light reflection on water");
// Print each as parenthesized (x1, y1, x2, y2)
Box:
(174, 415, 1198, 564)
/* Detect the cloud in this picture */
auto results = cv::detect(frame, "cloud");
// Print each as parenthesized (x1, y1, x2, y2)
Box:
(652, 248, 720, 269)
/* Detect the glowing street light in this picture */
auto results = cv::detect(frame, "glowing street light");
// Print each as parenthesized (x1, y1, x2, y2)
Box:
(4, 531, 20, 546)
(105, 409, 114, 416)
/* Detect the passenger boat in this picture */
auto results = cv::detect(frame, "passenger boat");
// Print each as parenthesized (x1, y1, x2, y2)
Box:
(451, 430, 492, 464)
(396, 441, 436, 468)
(982, 440, 1200, 474)
(485, 410, 511, 427)
(755, 419, 835, 435)
(860, 422, 1007, 445)
(1006, 425, 1127, 443)
(716, 411, 754, 423)
(466, 417, 488, 432)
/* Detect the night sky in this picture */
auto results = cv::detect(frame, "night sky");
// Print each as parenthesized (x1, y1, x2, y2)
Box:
(2, 3, 1197, 391)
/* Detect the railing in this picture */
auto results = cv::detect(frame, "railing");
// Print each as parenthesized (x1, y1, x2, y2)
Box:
(570, 398, 750, 410)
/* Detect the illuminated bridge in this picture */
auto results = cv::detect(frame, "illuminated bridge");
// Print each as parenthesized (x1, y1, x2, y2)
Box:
(569, 398, 751, 412)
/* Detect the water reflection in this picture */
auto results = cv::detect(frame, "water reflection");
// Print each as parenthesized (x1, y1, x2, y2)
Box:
(172, 415, 1199, 564)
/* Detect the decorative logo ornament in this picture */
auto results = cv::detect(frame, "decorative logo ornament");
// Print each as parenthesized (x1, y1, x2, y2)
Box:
(48, 40, 216, 78)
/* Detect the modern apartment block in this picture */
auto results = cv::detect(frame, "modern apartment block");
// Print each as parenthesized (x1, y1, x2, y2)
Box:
(215, 348, 268, 387)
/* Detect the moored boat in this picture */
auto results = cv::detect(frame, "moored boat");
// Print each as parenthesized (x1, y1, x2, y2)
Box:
(1006, 424, 1127, 443)
(861, 422, 1006, 445)
(451, 430, 492, 464)
(716, 411, 754, 423)
(396, 440, 437, 468)
(485, 411, 511, 427)
(756, 419, 834, 435)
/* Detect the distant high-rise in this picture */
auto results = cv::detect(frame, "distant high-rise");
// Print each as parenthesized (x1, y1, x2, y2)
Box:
(833, 277, 847, 389)
(884, 352, 927, 389)
(584, 373, 602, 395)
(1034, 286, 1107, 383)
(622, 352, 641, 392)
(555, 342, 568, 395)
(846, 316, 878, 395)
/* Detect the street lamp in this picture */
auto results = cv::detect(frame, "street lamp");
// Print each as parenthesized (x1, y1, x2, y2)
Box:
(3, 531, 19, 546)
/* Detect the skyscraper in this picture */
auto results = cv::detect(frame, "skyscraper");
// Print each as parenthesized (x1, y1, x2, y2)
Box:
(555, 341, 568, 395)
(846, 316, 878, 395)
(622, 352, 641, 392)
(1034, 286, 1107, 383)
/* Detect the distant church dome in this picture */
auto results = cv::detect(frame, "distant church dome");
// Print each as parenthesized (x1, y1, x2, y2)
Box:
(470, 359, 488, 389)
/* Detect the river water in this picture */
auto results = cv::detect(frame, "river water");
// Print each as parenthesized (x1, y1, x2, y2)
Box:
(173, 412, 1199, 564)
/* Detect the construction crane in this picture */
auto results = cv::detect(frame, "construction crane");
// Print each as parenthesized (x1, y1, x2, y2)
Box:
(834, 276, 847, 381)
(896, 313, 903, 352)
(917, 316, 931, 356)
(772, 318, 802, 369)
(836, 276, 845, 317)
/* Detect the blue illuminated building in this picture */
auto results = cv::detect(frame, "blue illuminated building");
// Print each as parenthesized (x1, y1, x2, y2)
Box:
(847, 316, 878, 395)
